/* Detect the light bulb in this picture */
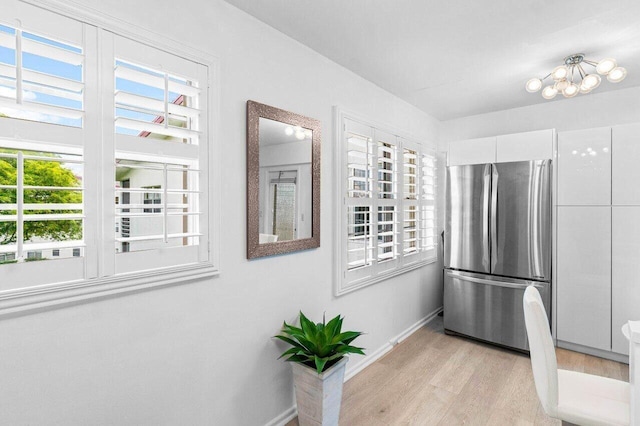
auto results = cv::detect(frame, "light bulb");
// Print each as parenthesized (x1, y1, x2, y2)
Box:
(542, 85, 558, 100)
(525, 78, 542, 93)
(304, 129, 312, 138)
(284, 126, 294, 136)
(562, 83, 580, 98)
(552, 65, 569, 80)
(295, 131, 305, 140)
(555, 79, 569, 91)
(607, 67, 627, 83)
(596, 58, 617, 75)
(581, 74, 601, 89)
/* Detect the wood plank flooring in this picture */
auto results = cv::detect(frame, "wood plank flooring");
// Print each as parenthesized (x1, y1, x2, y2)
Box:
(285, 316, 628, 426)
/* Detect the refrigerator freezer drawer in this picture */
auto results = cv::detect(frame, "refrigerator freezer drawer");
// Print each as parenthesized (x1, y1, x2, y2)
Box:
(443, 270, 551, 351)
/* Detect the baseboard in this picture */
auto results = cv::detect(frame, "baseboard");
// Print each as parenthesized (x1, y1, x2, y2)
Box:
(557, 340, 629, 364)
(264, 406, 297, 426)
(264, 306, 443, 426)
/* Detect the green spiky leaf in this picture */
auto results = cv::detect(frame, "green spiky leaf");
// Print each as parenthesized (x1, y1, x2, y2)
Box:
(273, 311, 365, 374)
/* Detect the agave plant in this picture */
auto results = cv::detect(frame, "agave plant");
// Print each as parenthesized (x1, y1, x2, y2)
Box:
(274, 311, 365, 374)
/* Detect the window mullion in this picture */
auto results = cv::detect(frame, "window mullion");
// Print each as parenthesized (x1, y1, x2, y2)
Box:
(99, 29, 116, 277)
(16, 151, 24, 260)
(371, 133, 379, 273)
(163, 163, 168, 243)
(398, 139, 405, 267)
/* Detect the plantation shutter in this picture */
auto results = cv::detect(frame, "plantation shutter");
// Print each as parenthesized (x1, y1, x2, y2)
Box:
(402, 142, 420, 262)
(375, 130, 399, 273)
(340, 115, 437, 293)
(421, 151, 437, 260)
(344, 120, 375, 285)
(0, 4, 92, 291)
(108, 34, 209, 274)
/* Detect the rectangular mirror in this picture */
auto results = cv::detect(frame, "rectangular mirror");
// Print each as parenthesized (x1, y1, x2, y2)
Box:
(247, 100, 320, 259)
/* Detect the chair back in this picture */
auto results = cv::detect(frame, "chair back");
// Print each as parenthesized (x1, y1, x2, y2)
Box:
(523, 285, 558, 416)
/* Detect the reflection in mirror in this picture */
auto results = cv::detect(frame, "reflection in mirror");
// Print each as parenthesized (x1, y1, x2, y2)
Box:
(258, 118, 312, 243)
(247, 101, 320, 259)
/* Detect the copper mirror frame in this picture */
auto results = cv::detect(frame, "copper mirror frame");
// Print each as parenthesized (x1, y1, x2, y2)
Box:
(246, 100, 321, 259)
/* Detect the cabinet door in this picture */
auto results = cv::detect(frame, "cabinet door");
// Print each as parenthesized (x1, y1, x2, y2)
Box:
(558, 127, 611, 206)
(557, 206, 611, 351)
(496, 129, 554, 163)
(612, 123, 640, 205)
(612, 207, 640, 354)
(448, 137, 496, 166)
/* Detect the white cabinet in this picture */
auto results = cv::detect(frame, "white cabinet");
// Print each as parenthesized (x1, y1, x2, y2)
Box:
(448, 136, 496, 166)
(448, 129, 554, 166)
(557, 206, 611, 351)
(612, 207, 640, 355)
(496, 129, 554, 163)
(557, 127, 611, 206)
(612, 123, 640, 205)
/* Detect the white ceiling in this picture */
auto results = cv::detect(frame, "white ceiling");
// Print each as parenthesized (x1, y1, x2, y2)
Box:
(223, 0, 640, 121)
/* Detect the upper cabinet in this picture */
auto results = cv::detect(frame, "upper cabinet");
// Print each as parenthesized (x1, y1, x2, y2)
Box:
(612, 123, 640, 205)
(448, 129, 553, 166)
(557, 127, 611, 206)
(448, 136, 496, 166)
(496, 129, 554, 163)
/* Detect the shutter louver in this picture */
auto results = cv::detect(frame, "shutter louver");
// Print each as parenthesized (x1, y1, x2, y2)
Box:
(114, 61, 201, 142)
(0, 24, 84, 127)
(111, 45, 207, 268)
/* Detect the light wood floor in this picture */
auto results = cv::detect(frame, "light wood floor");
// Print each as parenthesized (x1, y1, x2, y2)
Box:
(286, 315, 629, 426)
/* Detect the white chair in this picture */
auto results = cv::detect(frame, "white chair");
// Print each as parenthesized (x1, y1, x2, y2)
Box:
(523, 286, 630, 426)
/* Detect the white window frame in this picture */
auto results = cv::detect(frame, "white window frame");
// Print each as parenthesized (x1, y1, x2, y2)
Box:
(0, 0, 220, 316)
(334, 107, 437, 296)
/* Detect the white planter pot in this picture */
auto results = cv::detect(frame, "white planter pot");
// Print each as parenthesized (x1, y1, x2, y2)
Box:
(291, 356, 348, 426)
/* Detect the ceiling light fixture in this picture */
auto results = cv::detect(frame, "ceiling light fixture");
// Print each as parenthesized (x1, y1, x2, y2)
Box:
(526, 53, 627, 100)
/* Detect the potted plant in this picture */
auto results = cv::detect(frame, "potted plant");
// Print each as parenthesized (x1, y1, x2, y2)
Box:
(274, 312, 365, 426)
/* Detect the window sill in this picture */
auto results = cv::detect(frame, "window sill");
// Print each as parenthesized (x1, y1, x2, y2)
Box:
(335, 257, 437, 297)
(0, 262, 219, 317)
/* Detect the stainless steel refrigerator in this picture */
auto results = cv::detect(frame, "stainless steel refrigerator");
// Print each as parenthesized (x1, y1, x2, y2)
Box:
(444, 160, 552, 352)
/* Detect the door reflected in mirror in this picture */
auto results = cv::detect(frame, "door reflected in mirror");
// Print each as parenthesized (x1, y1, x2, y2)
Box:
(259, 118, 312, 243)
(247, 101, 320, 259)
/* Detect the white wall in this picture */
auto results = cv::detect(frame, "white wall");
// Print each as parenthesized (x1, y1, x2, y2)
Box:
(441, 86, 640, 143)
(0, 1, 443, 425)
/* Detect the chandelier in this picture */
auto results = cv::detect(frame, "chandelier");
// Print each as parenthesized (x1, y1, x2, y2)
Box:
(526, 53, 627, 99)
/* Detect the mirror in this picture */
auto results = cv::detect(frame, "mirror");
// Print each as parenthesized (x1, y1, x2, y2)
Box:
(247, 100, 320, 259)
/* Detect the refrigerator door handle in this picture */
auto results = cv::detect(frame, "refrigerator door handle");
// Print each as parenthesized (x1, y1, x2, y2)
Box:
(490, 165, 498, 272)
(446, 270, 544, 290)
(529, 159, 551, 280)
(482, 165, 491, 270)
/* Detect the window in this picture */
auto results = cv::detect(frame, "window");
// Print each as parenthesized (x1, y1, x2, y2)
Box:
(143, 187, 162, 214)
(0, 2, 216, 305)
(336, 115, 436, 295)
